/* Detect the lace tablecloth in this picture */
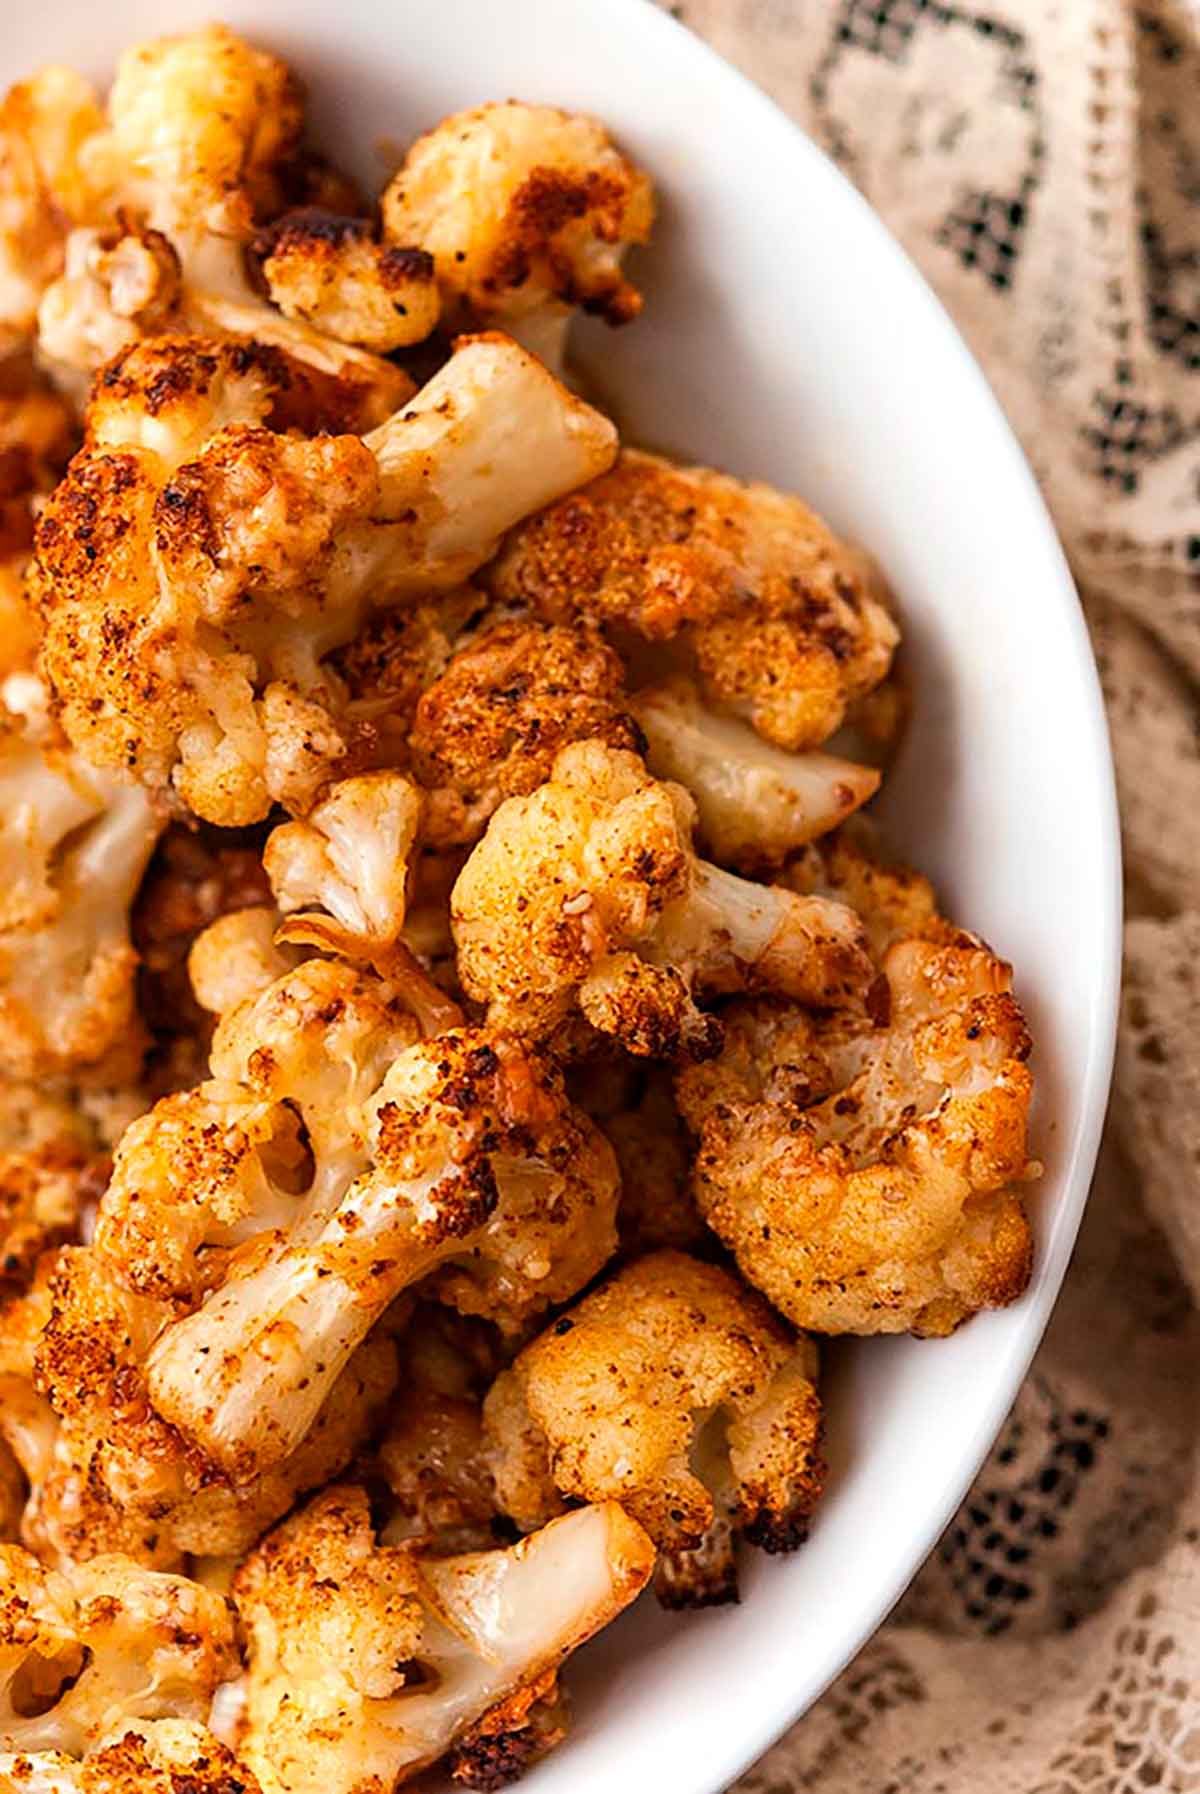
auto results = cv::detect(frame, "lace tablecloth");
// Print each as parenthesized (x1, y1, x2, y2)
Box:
(656, 1, 1200, 1787)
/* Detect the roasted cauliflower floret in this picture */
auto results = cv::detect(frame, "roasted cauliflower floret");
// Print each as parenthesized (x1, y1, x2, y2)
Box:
(0, 68, 106, 344)
(676, 923, 1037, 1335)
(264, 771, 422, 953)
(0, 678, 162, 1082)
(0, 1144, 104, 1291)
(0, 1546, 237, 1757)
(782, 821, 939, 963)
(185, 908, 301, 1022)
(411, 617, 643, 846)
(485, 1251, 823, 1607)
(136, 1024, 618, 1483)
(381, 102, 653, 369)
(0, 357, 77, 653)
(234, 1485, 654, 1794)
(0, 1722, 264, 1794)
(489, 448, 899, 751)
(35, 332, 616, 824)
(451, 740, 871, 1058)
(254, 212, 439, 353)
(632, 675, 880, 870)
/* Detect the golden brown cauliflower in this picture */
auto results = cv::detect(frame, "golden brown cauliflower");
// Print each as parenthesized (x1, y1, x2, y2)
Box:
(0, 1546, 237, 1757)
(254, 211, 440, 353)
(381, 102, 654, 370)
(35, 332, 617, 825)
(676, 922, 1037, 1336)
(27, 27, 409, 423)
(0, 1143, 105, 1291)
(0, 68, 106, 346)
(488, 448, 899, 751)
(631, 675, 880, 871)
(0, 676, 162, 1083)
(0, 356, 77, 662)
(83, 951, 615, 1486)
(0, 1722, 264, 1794)
(32, 1244, 398, 1567)
(233, 1485, 654, 1794)
(485, 1251, 823, 1607)
(451, 740, 871, 1059)
(781, 821, 939, 963)
(411, 616, 644, 846)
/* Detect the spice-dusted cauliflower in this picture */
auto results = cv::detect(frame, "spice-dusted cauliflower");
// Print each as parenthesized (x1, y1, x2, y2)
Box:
(452, 740, 872, 1058)
(781, 822, 938, 963)
(0, 677, 162, 1082)
(32, 1245, 399, 1566)
(0, 1722, 264, 1794)
(26, 26, 409, 423)
(136, 1023, 618, 1483)
(0, 357, 77, 660)
(381, 102, 654, 369)
(631, 675, 880, 870)
(0, 1143, 104, 1290)
(677, 922, 1037, 1336)
(233, 1485, 654, 1794)
(263, 770, 422, 954)
(485, 1251, 823, 1607)
(34, 332, 617, 825)
(0, 1546, 237, 1756)
(0, 68, 106, 345)
(601, 1069, 709, 1260)
(254, 212, 440, 354)
(411, 617, 644, 846)
(488, 448, 899, 751)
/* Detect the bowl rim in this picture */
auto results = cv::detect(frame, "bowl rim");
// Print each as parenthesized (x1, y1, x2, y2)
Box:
(609, 1, 1122, 1783)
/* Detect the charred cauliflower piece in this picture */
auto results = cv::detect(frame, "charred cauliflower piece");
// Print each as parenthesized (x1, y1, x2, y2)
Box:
(234, 1485, 654, 1794)
(35, 332, 616, 825)
(0, 1143, 104, 1291)
(32, 1245, 398, 1567)
(632, 675, 880, 871)
(602, 1069, 708, 1261)
(411, 617, 643, 846)
(451, 740, 872, 1058)
(254, 211, 439, 353)
(782, 822, 939, 964)
(0, 677, 161, 1082)
(136, 1023, 618, 1483)
(485, 1251, 823, 1607)
(0, 1722, 264, 1794)
(677, 923, 1037, 1335)
(489, 448, 899, 751)
(80, 953, 613, 1488)
(0, 1546, 237, 1757)
(0, 356, 77, 670)
(28, 26, 408, 423)
(381, 102, 654, 370)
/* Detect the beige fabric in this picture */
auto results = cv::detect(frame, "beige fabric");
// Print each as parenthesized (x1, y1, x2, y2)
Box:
(653, 0, 1200, 1786)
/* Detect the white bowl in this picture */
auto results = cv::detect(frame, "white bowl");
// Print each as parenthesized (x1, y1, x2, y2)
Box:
(8, 1, 1122, 1788)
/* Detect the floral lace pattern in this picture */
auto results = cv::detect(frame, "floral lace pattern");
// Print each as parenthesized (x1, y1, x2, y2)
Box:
(655, 1, 1200, 1787)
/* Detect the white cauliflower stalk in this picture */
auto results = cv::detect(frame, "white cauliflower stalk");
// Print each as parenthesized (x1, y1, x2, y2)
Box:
(631, 675, 880, 870)
(233, 1485, 654, 1794)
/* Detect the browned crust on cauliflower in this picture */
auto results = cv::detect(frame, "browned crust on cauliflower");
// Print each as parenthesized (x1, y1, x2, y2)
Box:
(484, 1250, 824, 1603)
(782, 821, 939, 965)
(381, 102, 653, 334)
(412, 617, 644, 846)
(677, 923, 1037, 1336)
(487, 448, 899, 751)
(254, 208, 440, 352)
(446, 1669, 567, 1790)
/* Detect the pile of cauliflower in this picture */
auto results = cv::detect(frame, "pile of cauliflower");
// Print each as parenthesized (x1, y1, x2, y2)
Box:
(0, 24, 1039, 1793)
